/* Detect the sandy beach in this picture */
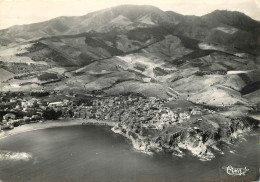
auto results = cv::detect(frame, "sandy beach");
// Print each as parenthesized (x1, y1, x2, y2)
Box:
(0, 118, 116, 140)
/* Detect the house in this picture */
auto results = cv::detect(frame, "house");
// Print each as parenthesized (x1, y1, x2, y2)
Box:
(0, 123, 13, 130)
(142, 77, 151, 83)
(191, 108, 202, 115)
(27, 99, 38, 108)
(179, 112, 190, 120)
(48, 102, 63, 107)
(3, 113, 16, 121)
(10, 98, 16, 103)
(63, 99, 70, 106)
(23, 116, 30, 123)
(21, 101, 28, 108)
(32, 115, 41, 120)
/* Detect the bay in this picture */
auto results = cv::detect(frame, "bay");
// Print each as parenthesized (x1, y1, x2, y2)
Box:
(0, 125, 259, 182)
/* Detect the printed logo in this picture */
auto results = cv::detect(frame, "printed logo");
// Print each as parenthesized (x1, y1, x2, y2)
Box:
(222, 165, 249, 176)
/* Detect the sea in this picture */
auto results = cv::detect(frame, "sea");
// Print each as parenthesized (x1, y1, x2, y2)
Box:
(0, 125, 259, 182)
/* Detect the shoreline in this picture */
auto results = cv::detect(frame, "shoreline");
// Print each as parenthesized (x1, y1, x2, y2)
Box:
(0, 118, 116, 140)
(1, 116, 258, 161)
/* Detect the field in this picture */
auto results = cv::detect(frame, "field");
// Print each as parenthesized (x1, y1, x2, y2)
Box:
(0, 68, 14, 83)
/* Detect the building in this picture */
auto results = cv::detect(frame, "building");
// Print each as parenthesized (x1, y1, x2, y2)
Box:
(142, 77, 151, 83)
(48, 102, 63, 107)
(3, 113, 16, 121)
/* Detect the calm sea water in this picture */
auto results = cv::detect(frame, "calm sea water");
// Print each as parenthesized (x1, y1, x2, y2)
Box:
(0, 125, 259, 182)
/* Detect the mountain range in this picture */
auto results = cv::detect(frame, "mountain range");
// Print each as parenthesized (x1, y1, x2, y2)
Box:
(0, 4, 259, 108)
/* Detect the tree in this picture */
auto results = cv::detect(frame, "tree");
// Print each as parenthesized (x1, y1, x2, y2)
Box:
(42, 107, 62, 120)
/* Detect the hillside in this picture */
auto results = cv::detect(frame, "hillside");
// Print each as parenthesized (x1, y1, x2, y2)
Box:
(0, 4, 259, 108)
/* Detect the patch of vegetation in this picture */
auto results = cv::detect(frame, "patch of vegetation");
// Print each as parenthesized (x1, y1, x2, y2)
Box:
(2, 62, 49, 74)
(153, 67, 170, 76)
(91, 90, 106, 95)
(240, 81, 260, 95)
(196, 103, 229, 112)
(195, 70, 227, 76)
(170, 76, 184, 83)
(42, 108, 62, 120)
(84, 36, 123, 55)
(132, 42, 142, 47)
(127, 27, 168, 42)
(115, 92, 147, 98)
(164, 100, 194, 112)
(72, 71, 85, 76)
(217, 62, 234, 70)
(244, 116, 259, 128)
(0, 111, 24, 122)
(78, 53, 95, 66)
(134, 63, 147, 72)
(95, 31, 119, 48)
(18, 42, 76, 67)
(178, 35, 200, 50)
(72, 95, 93, 106)
(182, 50, 215, 60)
(238, 73, 253, 85)
(38, 72, 58, 81)
(30, 91, 50, 97)
(16, 42, 48, 56)
(171, 59, 186, 66)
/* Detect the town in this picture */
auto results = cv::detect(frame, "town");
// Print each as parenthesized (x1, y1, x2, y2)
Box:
(0, 90, 220, 154)
(0, 91, 212, 131)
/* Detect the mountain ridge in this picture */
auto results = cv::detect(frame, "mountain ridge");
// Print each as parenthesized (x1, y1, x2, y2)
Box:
(1, 5, 259, 46)
(0, 4, 259, 103)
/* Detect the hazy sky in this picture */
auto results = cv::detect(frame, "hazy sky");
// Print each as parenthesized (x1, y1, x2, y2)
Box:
(0, 0, 260, 30)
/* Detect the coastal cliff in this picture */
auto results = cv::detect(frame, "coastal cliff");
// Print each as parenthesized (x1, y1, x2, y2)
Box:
(111, 114, 259, 161)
